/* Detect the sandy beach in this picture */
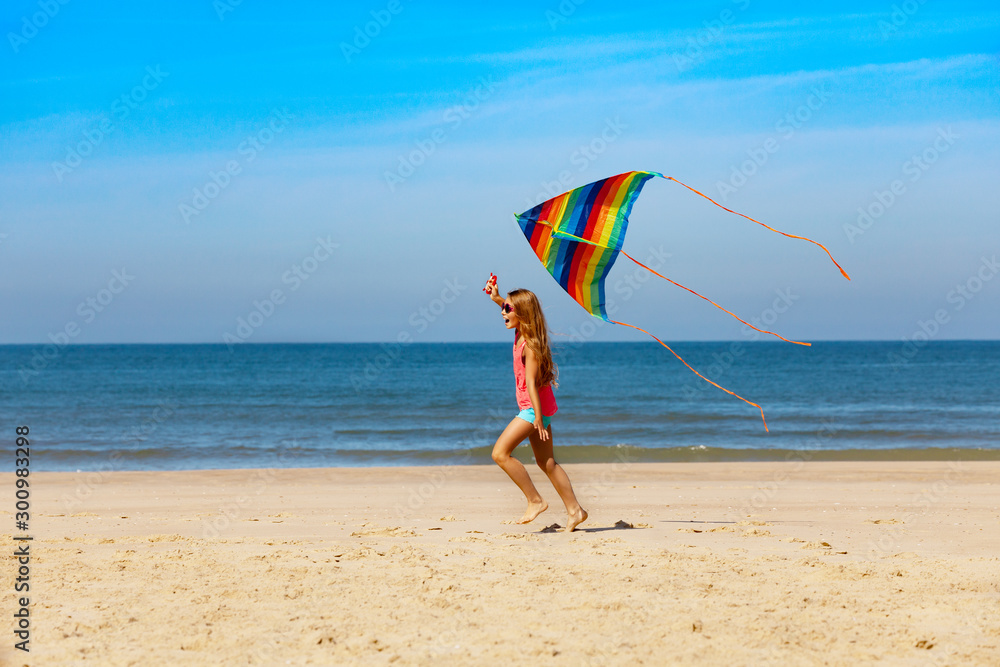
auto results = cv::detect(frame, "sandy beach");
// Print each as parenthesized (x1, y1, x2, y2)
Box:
(3, 460, 998, 665)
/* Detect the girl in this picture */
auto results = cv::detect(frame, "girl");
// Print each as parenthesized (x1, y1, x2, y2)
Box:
(484, 274, 587, 532)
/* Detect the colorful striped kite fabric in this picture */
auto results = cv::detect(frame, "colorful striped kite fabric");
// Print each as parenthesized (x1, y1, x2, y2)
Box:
(512, 169, 850, 431)
(514, 170, 661, 322)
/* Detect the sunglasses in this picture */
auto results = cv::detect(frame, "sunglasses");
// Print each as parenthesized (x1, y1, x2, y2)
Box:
(502, 303, 515, 314)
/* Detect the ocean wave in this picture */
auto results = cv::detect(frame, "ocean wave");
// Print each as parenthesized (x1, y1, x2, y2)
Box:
(29, 443, 1000, 471)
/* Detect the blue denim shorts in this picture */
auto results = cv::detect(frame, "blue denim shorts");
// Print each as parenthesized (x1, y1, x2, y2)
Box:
(516, 407, 552, 428)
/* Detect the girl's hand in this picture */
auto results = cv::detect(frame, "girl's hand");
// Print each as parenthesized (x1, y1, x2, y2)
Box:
(534, 416, 549, 441)
(483, 273, 499, 300)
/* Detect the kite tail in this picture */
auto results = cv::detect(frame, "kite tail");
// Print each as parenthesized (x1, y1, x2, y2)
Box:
(620, 251, 811, 347)
(609, 319, 769, 432)
(661, 175, 851, 281)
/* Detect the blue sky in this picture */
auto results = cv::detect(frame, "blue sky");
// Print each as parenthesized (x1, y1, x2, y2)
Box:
(1, 1, 998, 343)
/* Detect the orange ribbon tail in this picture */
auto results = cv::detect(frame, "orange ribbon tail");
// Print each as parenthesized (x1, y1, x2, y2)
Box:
(608, 319, 768, 432)
(621, 250, 810, 347)
(662, 176, 851, 281)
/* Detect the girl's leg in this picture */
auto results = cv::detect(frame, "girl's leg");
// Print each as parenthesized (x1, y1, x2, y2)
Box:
(491, 418, 549, 524)
(529, 426, 588, 532)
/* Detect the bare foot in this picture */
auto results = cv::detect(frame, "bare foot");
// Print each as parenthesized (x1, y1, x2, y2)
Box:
(565, 507, 588, 532)
(516, 501, 548, 524)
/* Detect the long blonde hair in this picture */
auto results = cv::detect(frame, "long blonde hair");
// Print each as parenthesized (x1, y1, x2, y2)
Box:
(508, 288, 557, 388)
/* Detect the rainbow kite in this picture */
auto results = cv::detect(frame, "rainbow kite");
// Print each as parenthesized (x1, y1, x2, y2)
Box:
(514, 170, 850, 431)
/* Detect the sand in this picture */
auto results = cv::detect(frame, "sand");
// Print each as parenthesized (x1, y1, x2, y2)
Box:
(2, 461, 998, 665)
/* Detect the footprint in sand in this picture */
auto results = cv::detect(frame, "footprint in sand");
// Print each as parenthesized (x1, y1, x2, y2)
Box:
(146, 534, 188, 543)
(740, 528, 772, 537)
(611, 519, 651, 529)
(801, 540, 833, 550)
(350, 526, 418, 538)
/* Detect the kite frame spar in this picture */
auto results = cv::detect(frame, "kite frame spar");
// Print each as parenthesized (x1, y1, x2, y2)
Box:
(514, 170, 850, 432)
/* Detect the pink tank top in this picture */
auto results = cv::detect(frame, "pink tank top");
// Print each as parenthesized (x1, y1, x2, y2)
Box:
(513, 336, 558, 415)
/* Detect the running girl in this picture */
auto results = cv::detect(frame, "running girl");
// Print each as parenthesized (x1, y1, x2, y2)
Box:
(484, 274, 588, 532)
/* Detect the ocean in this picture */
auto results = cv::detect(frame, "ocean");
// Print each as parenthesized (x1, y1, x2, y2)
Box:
(3, 341, 999, 471)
